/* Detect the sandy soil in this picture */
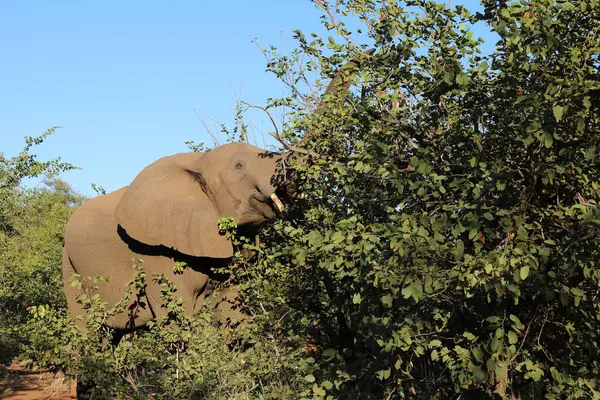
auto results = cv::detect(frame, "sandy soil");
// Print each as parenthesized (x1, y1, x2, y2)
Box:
(0, 362, 76, 400)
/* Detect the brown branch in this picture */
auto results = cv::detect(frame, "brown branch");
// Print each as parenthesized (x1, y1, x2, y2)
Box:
(240, 101, 279, 136)
(536, 310, 553, 362)
(267, 131, 317, 157)
(380, 116, 419, 149)
(252, 39, 310, 103)
(193, 108, 221, 146)
(239, 100, 317, 156)
(509, 307, 537, 362)
(228, 81, 249, 142)
(279, 30, 319, 100)
(583, 22, 600, 68)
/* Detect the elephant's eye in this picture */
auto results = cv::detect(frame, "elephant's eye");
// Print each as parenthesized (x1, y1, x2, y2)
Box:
(234, 161, 246, 170)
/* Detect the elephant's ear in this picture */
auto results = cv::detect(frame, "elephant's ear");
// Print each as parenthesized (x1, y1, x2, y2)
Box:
(115, 153, 233, 258)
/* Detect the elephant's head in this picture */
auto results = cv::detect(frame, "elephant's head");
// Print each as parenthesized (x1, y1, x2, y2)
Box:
(115, 142, 291, 259)
(115, 50, 372, 260)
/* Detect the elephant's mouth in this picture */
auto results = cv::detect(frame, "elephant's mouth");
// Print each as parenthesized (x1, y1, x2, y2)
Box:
(246, 185, 305, 223)
(248, 194, 279, 221)
(247, 190, 293, 221)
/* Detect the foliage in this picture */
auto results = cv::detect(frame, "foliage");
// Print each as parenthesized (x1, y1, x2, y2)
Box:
(0, 130, 80, 365)
(230, 0, 600, 398)
(21, 261, 304, 399)
(10, 0, 600, 399)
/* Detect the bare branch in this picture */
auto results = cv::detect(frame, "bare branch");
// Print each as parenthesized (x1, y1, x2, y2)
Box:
(227, 82, 250, 143)
(381, 116, 419, 149)
(193, 108, 221, 147)
(240, 101, 279, 136)
(279, 30, 319, 101)
(253, 39, 310, 103)
(240, 100, 316, 156)
(266, 131, 317, 157)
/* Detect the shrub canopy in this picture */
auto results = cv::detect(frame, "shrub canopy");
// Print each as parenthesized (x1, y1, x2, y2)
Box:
(0, 129, 80, 364)
(241, 0, 600, 397)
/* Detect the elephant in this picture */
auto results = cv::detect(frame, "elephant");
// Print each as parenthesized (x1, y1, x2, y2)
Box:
(62, 143, 291, 331)
(61, 50, 372, 398)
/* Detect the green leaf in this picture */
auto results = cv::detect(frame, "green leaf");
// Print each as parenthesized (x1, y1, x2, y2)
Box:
(509, 315, 524, 329)
(520, 265, 530, 280)
(456, 73, 469, 86)
(322, 348, 336, 361)
(443, 71, 454, 84)
(381, 294, 393, 308)
(401, 281, 423, 303)
(508, 331, 518, 344)
(401, 285, 413, 299)
(571, 287, 584, 297)
(472, 365, 486, 382)
(304, 374, 316, 383)
(455, 240, 465, 261)
(468, 228, 478, 240)
(313, 385, 326, 396)
(553, 105, 564, 121)
(376, 368, 391, 380)
(472, 347, 484, 363)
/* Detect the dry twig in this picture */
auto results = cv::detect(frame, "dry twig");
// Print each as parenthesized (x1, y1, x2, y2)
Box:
(193, 108, 221, 146)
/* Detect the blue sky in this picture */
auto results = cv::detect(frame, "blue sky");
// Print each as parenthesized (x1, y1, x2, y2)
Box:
(1, 1, 493, 197)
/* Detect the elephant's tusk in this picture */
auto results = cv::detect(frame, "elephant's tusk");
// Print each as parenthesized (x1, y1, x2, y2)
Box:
(270, 193, 285, 213)
(291, 192, 307, 200)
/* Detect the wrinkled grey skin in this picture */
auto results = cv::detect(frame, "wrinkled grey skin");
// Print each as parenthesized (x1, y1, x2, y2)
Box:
(62, 142, 288, 329)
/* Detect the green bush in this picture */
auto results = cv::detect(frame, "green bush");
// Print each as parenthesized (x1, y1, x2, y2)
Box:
(232, 0, 600, 398)
(0, 129, 80, 365)
(22, 258, 304, 399)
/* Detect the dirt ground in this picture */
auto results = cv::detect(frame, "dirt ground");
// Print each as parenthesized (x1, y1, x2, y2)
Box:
(0, 362, 76, 400)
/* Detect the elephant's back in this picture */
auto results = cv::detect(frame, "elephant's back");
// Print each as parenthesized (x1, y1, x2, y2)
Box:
(68, 186, 128, 223)
(65, 187, 130, 261)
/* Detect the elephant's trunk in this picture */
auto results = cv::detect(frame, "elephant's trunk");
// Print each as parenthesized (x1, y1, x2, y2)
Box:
(299, 49, 374, 145)
(264, 51, 373, 207)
